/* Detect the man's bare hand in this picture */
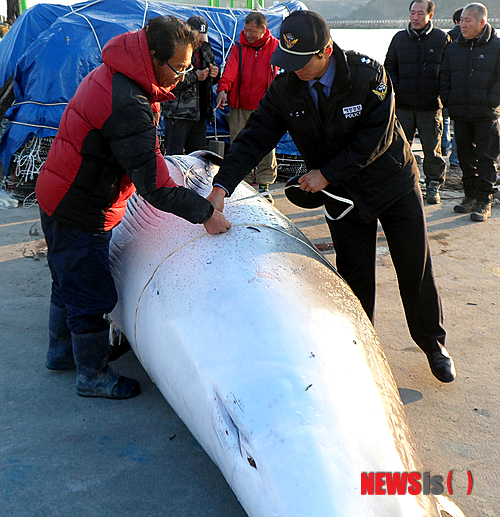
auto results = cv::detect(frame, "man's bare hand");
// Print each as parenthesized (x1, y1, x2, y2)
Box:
(207, 186, 227, 213)
(298, 169, 329, 192)
(204, 209, 231, 235)
(209, 63, 219, 78)
(216, 90, 227, 109)
(196, 68, 210, 81)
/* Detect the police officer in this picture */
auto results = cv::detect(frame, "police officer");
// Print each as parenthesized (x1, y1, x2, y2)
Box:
(208, 10, 456, 383)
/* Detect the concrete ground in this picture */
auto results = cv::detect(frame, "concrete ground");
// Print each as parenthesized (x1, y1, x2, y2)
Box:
(1, 161, 499, 516)
(273, 175, 500, 517)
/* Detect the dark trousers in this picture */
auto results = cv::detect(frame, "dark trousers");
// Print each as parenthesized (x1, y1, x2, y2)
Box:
(326, 188, 446, 356)
(454, 119, 500, 202)
(40, 210, 117, 335)
(396, 108, 447, 185)
(163, 118, 207, 155)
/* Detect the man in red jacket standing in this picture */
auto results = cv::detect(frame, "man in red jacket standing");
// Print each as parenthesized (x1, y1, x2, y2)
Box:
(216, 11, 278, 202)
(36, 16, 231, 400)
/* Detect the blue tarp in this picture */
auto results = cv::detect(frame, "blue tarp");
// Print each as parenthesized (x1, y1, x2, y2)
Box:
(0, 0, 306, 171)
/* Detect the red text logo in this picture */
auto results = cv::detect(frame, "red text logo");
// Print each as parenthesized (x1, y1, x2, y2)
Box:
(361, 471, 473, 496)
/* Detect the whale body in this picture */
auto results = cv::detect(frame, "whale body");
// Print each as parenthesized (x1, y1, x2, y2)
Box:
(109, 152, 465, 517)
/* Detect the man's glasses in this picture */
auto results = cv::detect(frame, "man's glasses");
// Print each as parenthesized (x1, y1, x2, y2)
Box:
(166, 61, 194, 79)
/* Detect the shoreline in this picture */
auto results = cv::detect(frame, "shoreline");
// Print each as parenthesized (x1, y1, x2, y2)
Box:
(327, 17, 500, 29)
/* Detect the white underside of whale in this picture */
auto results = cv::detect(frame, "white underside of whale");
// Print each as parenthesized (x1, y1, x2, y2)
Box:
(109, 153, 465, 517)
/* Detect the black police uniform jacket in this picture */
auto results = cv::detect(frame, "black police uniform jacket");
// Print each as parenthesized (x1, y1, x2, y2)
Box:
(440, 23, 500, 122)
(214, 43, 419, 223)
(384, 21, 450, 110)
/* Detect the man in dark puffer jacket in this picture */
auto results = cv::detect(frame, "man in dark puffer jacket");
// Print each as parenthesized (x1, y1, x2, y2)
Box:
(440, 2, 500, 222)
(162, 16, 220, 154)
(385, 0, 450, 204)
(36, 16, 231, 400)
(448, 7, 463, 42)
(441, 7, 464, 166)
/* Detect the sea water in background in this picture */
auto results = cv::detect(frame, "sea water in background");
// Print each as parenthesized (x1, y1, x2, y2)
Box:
(330, 28, 400, 63)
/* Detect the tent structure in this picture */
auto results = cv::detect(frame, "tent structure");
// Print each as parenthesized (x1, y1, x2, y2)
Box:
(0, 0, 306, 180)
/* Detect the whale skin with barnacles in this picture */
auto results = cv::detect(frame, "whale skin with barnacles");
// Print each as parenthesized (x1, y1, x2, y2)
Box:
(108, 151, 466, 517)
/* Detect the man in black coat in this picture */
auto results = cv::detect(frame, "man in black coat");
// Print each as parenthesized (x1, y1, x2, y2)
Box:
(208, 11, 456, 383)
(440, 2, 500, 222)
(449, 7, 464, 41)
(162, 16, 220, 154)
(385, 0, 450, 205)
(442, 7, 464, 167)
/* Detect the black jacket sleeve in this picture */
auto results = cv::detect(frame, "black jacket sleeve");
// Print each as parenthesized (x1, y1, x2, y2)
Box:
(213, 80, 287, 196)
(384, 35, 400, 92)
(439, 46, 451, 108)
(102, 74, 214, 224)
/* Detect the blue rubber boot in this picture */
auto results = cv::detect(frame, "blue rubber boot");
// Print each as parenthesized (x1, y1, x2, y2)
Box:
(45, 303, 75, 370)
(72, 329, 140, 399)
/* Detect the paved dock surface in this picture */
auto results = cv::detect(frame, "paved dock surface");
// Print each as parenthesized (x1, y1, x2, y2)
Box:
(0, 174, 499, 516)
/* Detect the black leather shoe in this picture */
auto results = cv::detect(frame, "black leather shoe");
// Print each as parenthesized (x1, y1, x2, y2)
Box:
(427, 351, 456, 383)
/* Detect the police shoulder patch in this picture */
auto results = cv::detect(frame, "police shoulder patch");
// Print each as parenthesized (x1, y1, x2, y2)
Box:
(346, 51, 380, 70)
(372, 82, 387, 101)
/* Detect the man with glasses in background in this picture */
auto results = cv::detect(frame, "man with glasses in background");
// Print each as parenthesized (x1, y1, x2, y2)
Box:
(36, 16, 231, 400)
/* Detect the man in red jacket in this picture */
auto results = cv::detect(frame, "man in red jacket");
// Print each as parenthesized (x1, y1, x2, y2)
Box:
(36, 16, 231, 400)
(216, 11, 278, 202)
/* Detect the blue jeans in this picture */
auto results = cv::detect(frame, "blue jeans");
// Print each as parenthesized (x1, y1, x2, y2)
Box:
(40, 210, 117, 334)
(450, 121, 458, 165)
(442, 108, 452, 155)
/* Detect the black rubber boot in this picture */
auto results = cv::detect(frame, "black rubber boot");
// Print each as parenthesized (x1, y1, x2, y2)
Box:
(72, 330, 140, 399)
(45, 303, 75, 370)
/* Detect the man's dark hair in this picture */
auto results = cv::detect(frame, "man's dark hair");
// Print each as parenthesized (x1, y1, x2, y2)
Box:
(409, 0, 435, 14)
(145, 15, 197, 64)
(452, 8, 464, 23)
(316, 38, 334, 58)
(244, 11, 267, 28)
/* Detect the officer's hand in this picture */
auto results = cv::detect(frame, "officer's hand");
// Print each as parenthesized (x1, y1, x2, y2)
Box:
(207, 186, 226, 213)
(196, 68, 210, 81)
(203, 209, 231, 235)
(299, 170, 329, 193)
(216, 91, 227, 109)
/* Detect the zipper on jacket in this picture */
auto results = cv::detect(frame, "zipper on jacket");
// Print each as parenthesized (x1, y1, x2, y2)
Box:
(470, 43, 475, 77)
(242, 46, 263, 107)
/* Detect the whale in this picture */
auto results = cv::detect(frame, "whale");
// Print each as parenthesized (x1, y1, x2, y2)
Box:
(108, 152, 465, 517)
